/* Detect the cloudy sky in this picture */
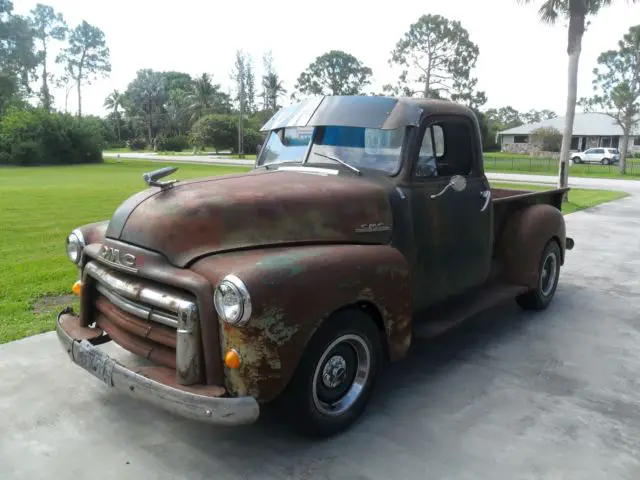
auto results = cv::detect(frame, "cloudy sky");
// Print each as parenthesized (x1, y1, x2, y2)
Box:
(14, 0, 640, 117)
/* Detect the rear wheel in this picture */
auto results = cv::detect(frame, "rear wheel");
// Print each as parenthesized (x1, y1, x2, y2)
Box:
(277, 308, 383, 438)
(516, 239, 561, 310)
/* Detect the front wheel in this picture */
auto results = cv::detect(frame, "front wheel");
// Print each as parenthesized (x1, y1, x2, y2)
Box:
(572, 156, 581, 164)
(516, 239, 561, 310)
(277, 309, 383, 438)
(601, 158, 610, 165)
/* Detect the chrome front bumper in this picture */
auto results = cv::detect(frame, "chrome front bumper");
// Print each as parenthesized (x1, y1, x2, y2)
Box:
(56, 309, 260, 426)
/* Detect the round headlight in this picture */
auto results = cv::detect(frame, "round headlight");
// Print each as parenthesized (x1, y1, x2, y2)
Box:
(213, 275, 252, 326)
(65, 229, 85, 265)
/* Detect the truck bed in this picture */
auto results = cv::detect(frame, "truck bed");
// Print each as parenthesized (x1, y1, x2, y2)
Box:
(491, 186, 569, 241)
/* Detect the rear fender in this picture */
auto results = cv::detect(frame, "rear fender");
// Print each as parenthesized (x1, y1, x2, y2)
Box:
(496, 203, 566, 288)
(190, 244, 412, 402)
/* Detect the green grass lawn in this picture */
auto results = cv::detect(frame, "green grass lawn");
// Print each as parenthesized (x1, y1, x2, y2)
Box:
(0, 160, 250, 344)
(491, 182, 629, 214)
(0, 160, 629, 344)
(484, 155, 640, 179)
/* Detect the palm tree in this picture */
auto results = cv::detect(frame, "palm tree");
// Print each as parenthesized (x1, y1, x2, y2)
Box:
(103, 89, 123, 141)
(519, 0, 638, 188)
(262, 72, 287, 111)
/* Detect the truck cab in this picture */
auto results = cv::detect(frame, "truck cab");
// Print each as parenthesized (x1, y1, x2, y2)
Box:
(56, 95, 574, 438)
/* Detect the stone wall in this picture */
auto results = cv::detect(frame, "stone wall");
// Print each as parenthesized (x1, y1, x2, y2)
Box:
(500, 140, 560, 159)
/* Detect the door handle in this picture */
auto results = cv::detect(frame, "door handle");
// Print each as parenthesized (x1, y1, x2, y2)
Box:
(430, 175, 467, 200)
(430, 182, 453, 199)
(480, 190, 491, 212)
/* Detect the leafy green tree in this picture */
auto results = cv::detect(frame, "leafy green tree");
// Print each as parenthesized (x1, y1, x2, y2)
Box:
(57, 20, 111, 116)
(29, 3, 67, 112)
(162, 71, 193, 93)
(165, 89, 190, 135)
(389, 15, 483, 101)
(189, 114, 236, 153)
(521, 109, 557, 123)
(262, 73, 286, 111)
(531, 127, 563, 152)
(261, 51, 286, 112)
(103, 89, 123, 141)
(54, 63, 74, 113)
(245, 59, 256, 114)
(295, 50, 373, 96)
(231, 50, 252, 154)
(519, 0, 639, 187)
(485, 106, 524, 129)
(580, 24, 640, 173)
(125, 69, 167, 144)
(0, 1, 38, 111)
(186, 73, 230, 123)
(451, 77, 487, 109)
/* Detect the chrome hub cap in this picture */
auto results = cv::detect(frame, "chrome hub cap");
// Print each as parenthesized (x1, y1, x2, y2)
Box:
(312, 334, 371, 417)
(540, 252, 558, 296)
(322, 355, 347, 389)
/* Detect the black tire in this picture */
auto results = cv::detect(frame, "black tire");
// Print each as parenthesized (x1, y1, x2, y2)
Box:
(516, 239, 561, 310)
(572, 156, 581, 164)
(277, 308, 383, 438)
(601, 158, 610, 165)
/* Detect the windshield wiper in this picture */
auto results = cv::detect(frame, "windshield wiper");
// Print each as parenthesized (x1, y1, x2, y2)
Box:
(312, 152, 361, 176)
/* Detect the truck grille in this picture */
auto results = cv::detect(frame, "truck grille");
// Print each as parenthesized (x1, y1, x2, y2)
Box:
(84, 261, 202, 385)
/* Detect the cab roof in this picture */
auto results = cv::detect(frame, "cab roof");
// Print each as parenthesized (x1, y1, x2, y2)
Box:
(260, 95, 476, 132)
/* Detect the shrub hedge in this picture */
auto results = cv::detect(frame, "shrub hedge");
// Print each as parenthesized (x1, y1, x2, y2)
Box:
(0, 107, 105, 166)
(156, 134, 189, 152)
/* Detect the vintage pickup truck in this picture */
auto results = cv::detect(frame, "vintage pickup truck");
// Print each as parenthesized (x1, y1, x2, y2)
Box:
(56, 95, 574, 437)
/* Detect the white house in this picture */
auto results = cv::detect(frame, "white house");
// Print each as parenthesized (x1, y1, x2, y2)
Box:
(497, 112, 640, 155)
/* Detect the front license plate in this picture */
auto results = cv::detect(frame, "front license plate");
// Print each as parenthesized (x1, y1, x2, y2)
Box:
(73, 339, 116, 386)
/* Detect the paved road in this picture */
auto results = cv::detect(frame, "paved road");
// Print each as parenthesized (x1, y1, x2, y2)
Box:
(3, 179, 640, 479)
(103, 151, 255, 167)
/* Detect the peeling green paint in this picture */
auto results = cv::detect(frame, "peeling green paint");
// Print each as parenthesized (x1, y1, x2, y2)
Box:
(261, 307, 300, 345)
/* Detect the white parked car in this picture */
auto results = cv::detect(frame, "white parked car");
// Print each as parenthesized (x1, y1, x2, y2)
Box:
(571, 148, 620, 165)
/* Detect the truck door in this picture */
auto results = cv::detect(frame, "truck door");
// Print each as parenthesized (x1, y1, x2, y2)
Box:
(408, 116, 493, 312)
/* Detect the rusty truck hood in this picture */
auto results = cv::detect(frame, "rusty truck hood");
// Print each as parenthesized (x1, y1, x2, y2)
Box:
(105, 169, 393, 267)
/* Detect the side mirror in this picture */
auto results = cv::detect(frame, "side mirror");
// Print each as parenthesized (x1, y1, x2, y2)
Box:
(430, 174, 467, 200)
(450, 175, 467, 192)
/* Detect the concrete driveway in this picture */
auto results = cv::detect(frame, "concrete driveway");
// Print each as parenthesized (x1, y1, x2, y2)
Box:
(3, 183, 640, 479)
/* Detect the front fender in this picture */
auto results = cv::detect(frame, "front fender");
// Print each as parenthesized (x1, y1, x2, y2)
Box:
(191, 244, 412, 402)
(76, 220, 109, 245)
(74, 220, 109, 271)
(496, 203, 566, 288)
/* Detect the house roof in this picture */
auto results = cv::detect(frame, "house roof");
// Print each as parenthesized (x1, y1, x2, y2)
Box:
(498, 112, 639, 137)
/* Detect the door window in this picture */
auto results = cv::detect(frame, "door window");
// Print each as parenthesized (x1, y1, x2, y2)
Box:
(416, 125, 444, 178)
(415, 120, 474, 178)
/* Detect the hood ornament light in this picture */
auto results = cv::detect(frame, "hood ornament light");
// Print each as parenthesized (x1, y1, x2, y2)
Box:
(143, 166, 179, 190)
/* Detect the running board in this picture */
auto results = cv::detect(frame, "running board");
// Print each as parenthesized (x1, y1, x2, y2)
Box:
(412, 282, 530, 339)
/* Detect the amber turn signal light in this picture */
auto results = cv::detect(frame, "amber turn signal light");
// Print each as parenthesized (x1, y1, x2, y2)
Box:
(72, 281, 82, 296)
(224, 349, 241, 369)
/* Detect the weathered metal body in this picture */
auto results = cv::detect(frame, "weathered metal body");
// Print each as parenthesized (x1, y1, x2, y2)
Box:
(55, 95, 574, 429)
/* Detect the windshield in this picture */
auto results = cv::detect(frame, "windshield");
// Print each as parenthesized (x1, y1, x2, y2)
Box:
(257, 125, 405, 175)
